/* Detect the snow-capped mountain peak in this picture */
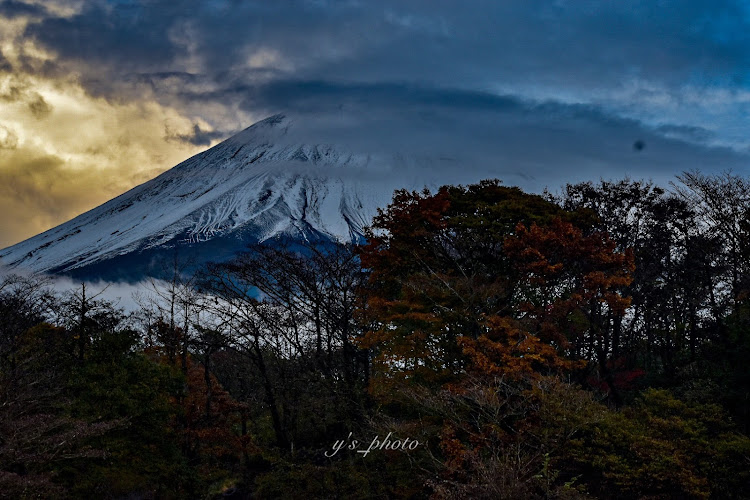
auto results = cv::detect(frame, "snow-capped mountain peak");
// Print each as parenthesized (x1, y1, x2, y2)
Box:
(0, 114, 394, 279)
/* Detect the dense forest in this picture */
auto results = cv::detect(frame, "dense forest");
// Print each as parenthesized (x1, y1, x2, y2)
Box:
(1, 171, 750, 499)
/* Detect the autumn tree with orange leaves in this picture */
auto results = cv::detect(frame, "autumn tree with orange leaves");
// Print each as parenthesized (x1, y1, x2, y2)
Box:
(360, 180, 633, 388)
(359, 180, 635, 496)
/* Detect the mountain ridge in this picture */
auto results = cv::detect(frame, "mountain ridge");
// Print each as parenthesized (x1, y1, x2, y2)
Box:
(0, 114, 395, 279)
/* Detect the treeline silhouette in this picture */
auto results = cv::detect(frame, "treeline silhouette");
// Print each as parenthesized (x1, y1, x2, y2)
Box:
(1, 172, 749, 499)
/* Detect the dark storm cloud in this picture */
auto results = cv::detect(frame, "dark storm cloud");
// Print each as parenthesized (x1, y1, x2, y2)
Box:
(18, 0, 750, 152)
(27, 93, 52, 118)
(228, 85, 749, 193)
(0, 50, 11, 73)
(23, 1, 750, 95)
(26, 2, 180, 73)
(9, 0, 750, 195)
(0, 74, 53, 117)
(230, 81, 528, 118)
(127, 72, 201, 90)
(171, 123, 227, 146)
(218, 80, 747, 188)
(0, 0, 46, 19)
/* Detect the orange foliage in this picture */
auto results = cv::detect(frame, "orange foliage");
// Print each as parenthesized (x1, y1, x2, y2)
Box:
(360, 184, 634, 396)
(457, 316, 578, 382)
(145, 345, 256, 477)
(505, 217, 634, 360)
(179, 356, 251, 464)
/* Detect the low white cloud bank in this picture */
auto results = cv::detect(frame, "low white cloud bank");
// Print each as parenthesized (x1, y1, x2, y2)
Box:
(0, 263, 170, 315)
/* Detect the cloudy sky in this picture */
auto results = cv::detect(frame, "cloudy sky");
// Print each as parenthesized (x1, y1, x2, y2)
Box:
(0, 0, 749, 247)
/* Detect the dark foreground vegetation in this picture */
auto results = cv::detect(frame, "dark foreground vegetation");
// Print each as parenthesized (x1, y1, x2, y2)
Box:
(2, 171, 750, 499)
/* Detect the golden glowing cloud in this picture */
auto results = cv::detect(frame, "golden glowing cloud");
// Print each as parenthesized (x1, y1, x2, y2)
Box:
(0, 9, 220, 248)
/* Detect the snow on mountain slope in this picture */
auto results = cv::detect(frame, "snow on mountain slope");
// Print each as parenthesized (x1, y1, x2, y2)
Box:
(0, 114, 435, 277)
